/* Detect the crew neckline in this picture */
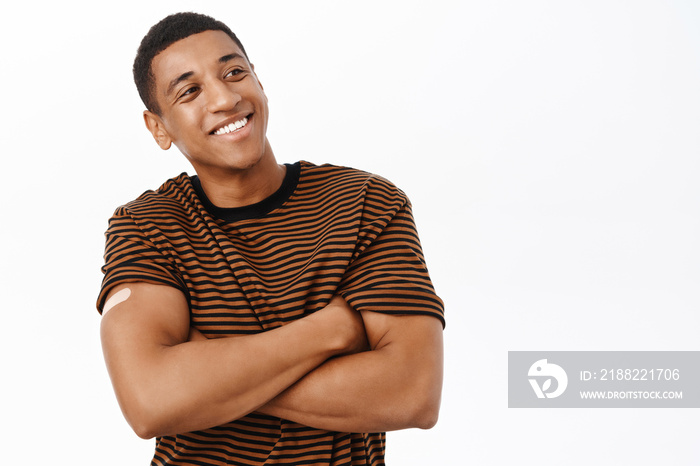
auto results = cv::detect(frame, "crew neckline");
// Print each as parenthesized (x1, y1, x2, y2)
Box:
(191, 162, 301, 222)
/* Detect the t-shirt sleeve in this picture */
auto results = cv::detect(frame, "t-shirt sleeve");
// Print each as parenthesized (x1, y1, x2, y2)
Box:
(337, 190, 445, 328)
(96, 206, 186, 313)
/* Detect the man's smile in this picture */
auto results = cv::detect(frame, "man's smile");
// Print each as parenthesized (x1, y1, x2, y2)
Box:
(210, 114, 252, 135)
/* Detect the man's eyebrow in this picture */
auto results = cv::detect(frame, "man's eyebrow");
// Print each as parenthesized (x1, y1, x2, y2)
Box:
(219, 53, 243, 64)
(165, 54, 244, 96)
(167, 71, 195, 96)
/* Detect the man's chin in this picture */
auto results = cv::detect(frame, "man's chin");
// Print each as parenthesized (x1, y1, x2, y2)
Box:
(190, 154, 267, 177)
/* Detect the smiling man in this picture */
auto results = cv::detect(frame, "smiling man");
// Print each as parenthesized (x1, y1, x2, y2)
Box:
(98, 12, 444, 466)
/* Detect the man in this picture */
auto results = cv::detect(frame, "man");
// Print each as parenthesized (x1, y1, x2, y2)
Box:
(98, 12, 444, 466)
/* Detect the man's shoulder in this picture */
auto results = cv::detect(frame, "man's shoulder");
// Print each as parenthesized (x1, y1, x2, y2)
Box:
(299, 161, 407, 203)
(116, 173, 194, 215)
(108, 173, 197, 226)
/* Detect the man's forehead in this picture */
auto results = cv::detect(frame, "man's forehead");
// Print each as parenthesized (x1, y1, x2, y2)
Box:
(151, 30, 246, 87)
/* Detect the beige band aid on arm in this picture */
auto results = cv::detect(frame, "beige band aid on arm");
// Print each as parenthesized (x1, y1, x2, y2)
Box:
(102, 287, 132, 316)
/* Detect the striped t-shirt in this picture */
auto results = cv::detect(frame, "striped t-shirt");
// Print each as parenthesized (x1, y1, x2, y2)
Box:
(98, 161, 444, 465)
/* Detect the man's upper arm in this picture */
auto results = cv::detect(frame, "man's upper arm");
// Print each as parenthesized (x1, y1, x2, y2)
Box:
(360, 309, 442, 349)
(360, 309, 444, 427)
(101, 282, 190, 361)
(100, 283, 190, 429)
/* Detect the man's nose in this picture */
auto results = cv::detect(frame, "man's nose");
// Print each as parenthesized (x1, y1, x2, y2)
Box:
(206, 81, 241, 113)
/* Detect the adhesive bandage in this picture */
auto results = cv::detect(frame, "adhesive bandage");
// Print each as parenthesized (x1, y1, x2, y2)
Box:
(102, 287, 132, 316)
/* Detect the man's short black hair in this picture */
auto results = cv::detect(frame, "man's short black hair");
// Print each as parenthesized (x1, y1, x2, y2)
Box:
(133, 12, 249, 115)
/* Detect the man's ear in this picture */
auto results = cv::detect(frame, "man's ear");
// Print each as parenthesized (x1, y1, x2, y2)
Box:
(143, 110, 173, 150)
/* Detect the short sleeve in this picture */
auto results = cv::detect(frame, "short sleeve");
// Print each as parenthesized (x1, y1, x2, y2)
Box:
(337, 198, 445, 327)
(96, 207, 186, 313)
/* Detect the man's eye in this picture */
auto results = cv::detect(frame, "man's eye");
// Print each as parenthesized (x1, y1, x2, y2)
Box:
(178, 87, 198, 99)
(226, 69, 244, 78)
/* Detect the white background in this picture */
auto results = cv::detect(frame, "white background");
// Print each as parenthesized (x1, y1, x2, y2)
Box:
(1, 1, 698, 464)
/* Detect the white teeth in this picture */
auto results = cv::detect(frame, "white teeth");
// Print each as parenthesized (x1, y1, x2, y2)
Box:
(214, 117, 248, 135)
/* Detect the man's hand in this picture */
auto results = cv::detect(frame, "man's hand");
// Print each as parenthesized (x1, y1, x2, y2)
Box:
(316, 295, 369, 356)
(187, 326, 208, 342)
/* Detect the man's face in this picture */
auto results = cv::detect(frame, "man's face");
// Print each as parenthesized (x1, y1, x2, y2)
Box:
(147, 30, 269, 175)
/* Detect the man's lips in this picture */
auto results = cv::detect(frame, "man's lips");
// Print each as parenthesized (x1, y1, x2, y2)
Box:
(210, 114, 252, 135)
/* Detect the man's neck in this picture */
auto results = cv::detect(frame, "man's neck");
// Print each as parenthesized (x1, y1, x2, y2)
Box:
(195, 142, 286, 209)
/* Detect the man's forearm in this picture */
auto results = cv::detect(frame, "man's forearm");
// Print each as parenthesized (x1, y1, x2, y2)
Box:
(257, 312, 444, 433)
(102, 291, 366, 439)
(146, 319, 338, 436)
